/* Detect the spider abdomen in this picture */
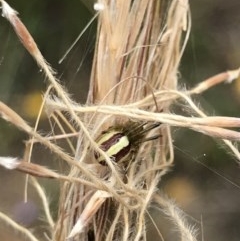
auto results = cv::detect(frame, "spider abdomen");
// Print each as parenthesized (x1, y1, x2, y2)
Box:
(95, 130, 132, 165)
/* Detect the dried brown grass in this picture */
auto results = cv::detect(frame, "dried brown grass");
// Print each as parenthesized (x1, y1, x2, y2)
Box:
(0, 0, 239, 241)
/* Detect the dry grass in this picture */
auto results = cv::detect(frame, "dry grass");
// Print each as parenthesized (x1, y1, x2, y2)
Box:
(0, 0, 239, 241)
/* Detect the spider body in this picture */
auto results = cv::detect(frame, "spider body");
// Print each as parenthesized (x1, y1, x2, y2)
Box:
(95, 122, 160, 166)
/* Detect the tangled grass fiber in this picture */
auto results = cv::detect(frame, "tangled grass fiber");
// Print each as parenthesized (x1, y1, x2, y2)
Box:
(0, 0, 240, 241)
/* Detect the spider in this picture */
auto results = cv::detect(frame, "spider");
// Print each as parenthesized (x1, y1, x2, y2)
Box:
(95, 121, 161, 167)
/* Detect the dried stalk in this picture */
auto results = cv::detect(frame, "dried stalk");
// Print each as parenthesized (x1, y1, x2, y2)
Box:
(0, 0, 239, 241)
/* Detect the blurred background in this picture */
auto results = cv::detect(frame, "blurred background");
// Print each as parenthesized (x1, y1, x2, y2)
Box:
(0, 0, 239, 240)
